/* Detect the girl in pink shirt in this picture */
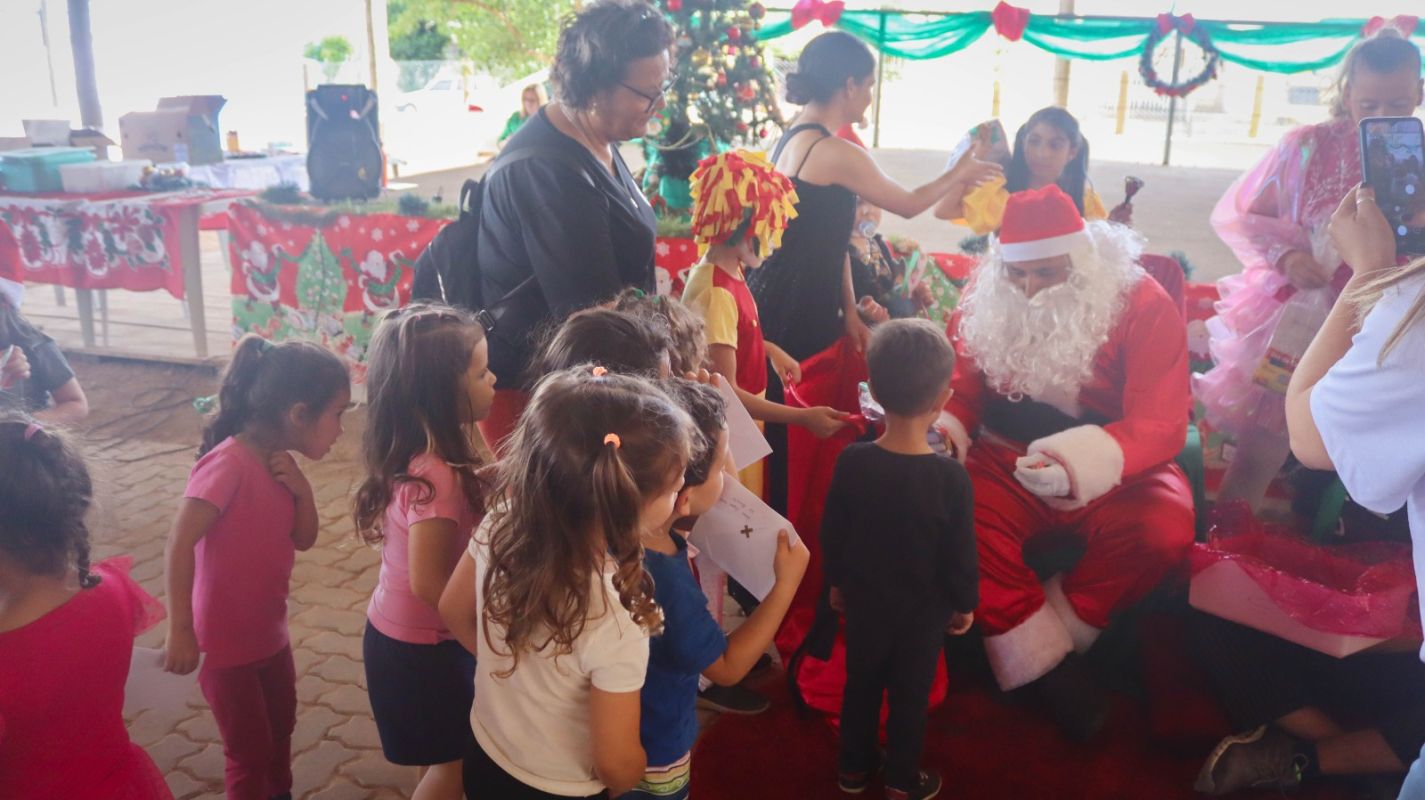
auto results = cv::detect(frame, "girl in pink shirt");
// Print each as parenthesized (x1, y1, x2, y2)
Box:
(352, 305, 496, 799)
(0, 416, 171, 800)
(162, 335, 350, 800)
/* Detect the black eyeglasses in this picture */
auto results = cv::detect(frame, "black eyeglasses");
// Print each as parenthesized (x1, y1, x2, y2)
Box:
(619, 79, 676, 113)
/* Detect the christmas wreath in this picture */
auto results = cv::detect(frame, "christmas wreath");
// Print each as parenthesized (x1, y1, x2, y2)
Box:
(1139, 14, 1220, 98)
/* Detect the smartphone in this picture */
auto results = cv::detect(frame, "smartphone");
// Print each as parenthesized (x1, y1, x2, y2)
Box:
(1360, 116, 1425, 255)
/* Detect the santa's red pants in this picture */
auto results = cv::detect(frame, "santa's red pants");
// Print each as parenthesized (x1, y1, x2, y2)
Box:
(969, 438, 1194, 689)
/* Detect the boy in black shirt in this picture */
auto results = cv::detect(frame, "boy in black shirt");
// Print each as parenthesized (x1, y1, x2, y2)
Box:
(823, 318, 977, 800)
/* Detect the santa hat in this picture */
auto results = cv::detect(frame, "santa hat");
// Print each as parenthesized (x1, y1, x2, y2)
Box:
(996, 185, 1090, 262)
(689, 149, 799, 259)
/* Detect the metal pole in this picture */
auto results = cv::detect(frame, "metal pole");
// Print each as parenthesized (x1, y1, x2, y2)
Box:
(1249, 74, 1265, 138)
(67, 0, 102, 130)
(1115, 70, 1129, 134)
(872, 11, 886, 148)
(1052, 0, 1074, 107)
(38, 1, 59, 107)
(1161, 28, 1184, 166)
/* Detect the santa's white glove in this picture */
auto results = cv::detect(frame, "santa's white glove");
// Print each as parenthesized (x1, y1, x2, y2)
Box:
(1014, 455, 1071, 498)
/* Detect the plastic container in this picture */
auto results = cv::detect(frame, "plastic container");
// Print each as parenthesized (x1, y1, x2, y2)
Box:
(59, 160, 152, 193)
(0, 147, 96, 192)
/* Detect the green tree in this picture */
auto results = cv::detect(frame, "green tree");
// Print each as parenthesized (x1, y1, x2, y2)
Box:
(644, 0, 783, 213)
(388, 0, 452, 91)
(390, 0, 576, 83)
(304, 35, 353, 82)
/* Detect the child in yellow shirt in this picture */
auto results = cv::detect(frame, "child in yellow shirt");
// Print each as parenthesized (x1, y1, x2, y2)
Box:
(937, 107, 1110, 234)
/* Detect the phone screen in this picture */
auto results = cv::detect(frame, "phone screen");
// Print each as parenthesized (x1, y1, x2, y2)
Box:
(1361, 117, 1425, 255)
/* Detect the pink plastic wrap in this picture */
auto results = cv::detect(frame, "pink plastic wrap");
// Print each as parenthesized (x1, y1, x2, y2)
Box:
(1190, 503, 1418, 639)
(1196, 117, 1360, 437)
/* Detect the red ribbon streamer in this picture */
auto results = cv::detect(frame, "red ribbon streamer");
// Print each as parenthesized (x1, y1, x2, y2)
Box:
(791, 0, 844, 30)
(991, 1, 1031, 42)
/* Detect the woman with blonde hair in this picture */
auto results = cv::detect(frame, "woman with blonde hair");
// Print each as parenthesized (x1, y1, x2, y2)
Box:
(499, 83, 547, 146)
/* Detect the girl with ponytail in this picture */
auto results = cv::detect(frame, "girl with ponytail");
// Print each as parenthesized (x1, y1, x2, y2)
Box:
(163, 334, 350, 800)
(0, 413, 171, 799)
(440, 365, 694, 799)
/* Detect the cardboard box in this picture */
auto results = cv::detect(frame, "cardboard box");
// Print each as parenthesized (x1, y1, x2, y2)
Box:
(1189, 559, 1386, 658)
(22, 119, 71, 146)
(119, 95, 226, 165)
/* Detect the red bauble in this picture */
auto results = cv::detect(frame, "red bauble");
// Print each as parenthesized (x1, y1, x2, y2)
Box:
(736, 121, 749, 133)
(716, 72, 728, 87)
(668, 0, 682, 10)
(727, 26, 742, 42)
(749, 2, 765, 19)
(758, 127, 768, 138)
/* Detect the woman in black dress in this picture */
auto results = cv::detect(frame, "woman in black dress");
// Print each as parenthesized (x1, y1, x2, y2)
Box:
(749, 31, 999, 360)
(476, 0, 674, 449)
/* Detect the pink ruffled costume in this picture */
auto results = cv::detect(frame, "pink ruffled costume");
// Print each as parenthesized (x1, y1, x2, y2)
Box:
(1195, 117, 1359, 437)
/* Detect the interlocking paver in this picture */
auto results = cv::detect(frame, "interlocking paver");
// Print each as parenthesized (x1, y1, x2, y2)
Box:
(319, 684, 374, 717)
(312, 655, 368, 689)
(292, 706, 349, 755)
(329, 714, 383, 750)
(340, 755, 417, 793)
(289, 740, 359, 799)
(163, 769, 209, 800)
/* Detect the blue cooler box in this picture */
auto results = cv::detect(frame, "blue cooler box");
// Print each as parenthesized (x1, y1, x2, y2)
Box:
(0, 147, 97, 192)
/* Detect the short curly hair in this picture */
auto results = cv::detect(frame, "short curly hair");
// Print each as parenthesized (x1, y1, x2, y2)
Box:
(0, 413, 99, 588)
(551, 0, 675, 110)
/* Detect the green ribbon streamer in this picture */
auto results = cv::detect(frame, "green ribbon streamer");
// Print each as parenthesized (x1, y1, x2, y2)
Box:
(756, 10, 1383, 74)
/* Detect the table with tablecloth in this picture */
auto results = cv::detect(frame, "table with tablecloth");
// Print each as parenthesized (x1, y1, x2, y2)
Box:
(189, 154, 309, 192)
(0, 188, 257, 356)
(225, 201, 449, 380)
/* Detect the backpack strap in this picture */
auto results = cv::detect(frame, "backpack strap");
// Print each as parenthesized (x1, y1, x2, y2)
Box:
(474, 144, 598, 333)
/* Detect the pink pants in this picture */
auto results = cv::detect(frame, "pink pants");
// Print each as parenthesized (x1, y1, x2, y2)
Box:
(199, 646, 297, 800)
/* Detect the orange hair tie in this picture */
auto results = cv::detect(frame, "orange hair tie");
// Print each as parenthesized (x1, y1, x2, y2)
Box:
(592, 366, 609, 377)
(603, 433, 622, 449)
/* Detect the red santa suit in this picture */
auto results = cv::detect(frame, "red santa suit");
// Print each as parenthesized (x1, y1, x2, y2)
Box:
(940, 186, 1194, 691)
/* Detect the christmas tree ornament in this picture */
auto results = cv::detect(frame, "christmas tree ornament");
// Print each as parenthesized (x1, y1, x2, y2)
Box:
(748, 2, 765, 19)
(668, 0, 682, 10)
(727, 26, 742, 42)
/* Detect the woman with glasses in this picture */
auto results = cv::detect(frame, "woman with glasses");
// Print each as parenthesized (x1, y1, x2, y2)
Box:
(475, 0, 674, 451)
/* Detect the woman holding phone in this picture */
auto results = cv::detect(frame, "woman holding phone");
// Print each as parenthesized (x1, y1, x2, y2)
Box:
(1194, 30, 1422, 511)
(1276, 185, 1425, 798)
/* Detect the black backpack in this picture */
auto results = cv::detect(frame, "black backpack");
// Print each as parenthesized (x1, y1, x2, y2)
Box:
(411, 145, 592, 332)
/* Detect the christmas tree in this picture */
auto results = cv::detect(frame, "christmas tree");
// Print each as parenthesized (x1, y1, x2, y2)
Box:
(645, 0, 783, 215)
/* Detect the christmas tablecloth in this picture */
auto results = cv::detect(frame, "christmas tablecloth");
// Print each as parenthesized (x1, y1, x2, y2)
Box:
(0, 189, 254, 299)
(226, 201, 449, 377)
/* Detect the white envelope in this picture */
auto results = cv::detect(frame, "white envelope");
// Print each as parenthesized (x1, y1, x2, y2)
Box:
(688, 478, 798, 600)
(713, 374, 772, 471)
(124, 646, 201, 714)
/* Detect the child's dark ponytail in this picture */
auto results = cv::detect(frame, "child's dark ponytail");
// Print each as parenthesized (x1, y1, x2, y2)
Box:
(590, 434, 664, 637)
(0, 415, 97, 588)
(199, 335, 349, 458)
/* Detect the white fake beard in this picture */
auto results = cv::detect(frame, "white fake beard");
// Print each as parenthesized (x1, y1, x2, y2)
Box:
(958, 222, 1145, 404)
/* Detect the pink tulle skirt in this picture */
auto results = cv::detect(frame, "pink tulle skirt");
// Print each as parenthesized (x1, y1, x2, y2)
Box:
(1193, 265, 1347, 438)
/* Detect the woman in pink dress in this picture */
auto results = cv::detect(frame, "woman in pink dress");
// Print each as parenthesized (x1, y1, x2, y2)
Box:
(1196, 31, 1422, 510)
(0, 416, 171, 800)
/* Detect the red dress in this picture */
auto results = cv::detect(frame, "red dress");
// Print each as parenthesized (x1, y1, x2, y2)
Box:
(0, 558, 171, 799)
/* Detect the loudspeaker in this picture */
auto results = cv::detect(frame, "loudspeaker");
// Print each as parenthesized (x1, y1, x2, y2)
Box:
(306, 84, 382, 202)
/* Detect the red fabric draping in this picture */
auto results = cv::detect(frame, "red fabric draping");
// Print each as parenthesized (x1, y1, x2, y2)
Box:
(991, 1, 1031, 42)
(0, 189, 251, 299)
(655, 237, 700, 298)
(791, 0, 845, 30)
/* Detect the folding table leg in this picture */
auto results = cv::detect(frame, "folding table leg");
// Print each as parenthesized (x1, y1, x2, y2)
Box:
(176, 206, 208, 358)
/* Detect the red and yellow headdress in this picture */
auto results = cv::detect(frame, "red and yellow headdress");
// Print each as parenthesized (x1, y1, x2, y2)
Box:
(689, 149, 799, 259)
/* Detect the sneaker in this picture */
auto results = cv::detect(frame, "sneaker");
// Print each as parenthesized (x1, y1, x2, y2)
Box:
(1194, 726, 1305, 796)
(837, 750, 884, 794)
(696, 683, 771, 715)
(885, 769, 942, 800)
(1035, 653, 1108, 743)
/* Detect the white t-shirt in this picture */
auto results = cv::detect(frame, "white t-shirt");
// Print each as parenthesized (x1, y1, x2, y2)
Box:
(1310, 271, 1425, 661)
(468, 516, 651, 796)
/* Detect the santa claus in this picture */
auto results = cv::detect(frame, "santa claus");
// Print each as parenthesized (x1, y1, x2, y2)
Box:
(939, 185, 1193, 739)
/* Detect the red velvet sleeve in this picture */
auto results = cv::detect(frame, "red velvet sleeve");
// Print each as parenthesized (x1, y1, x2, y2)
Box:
(1103, 281, 1191, 479)
(943, 311, 987, 434)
